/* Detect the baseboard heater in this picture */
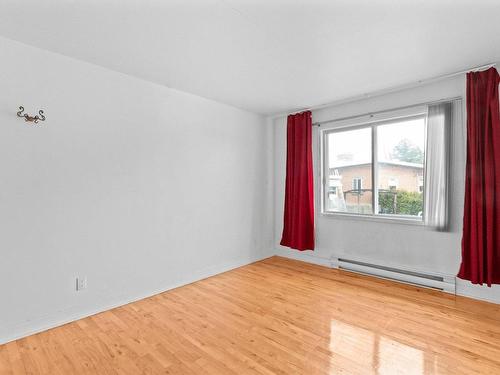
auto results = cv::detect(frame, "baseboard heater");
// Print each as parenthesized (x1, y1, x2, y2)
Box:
(335, 258, 456, 293)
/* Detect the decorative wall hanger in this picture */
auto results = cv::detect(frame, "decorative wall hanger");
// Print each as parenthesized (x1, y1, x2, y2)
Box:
(17, 106, 46, 124)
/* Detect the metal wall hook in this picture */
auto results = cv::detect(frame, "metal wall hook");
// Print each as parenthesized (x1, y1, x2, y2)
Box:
(17, 106, 46, 124)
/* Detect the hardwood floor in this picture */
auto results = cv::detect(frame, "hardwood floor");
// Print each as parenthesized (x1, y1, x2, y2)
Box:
(1, 256, 500, 374)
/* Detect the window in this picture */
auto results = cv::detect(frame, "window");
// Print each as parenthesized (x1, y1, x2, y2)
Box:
(388, 177, 399, 190)
(417, 175, 424, 193)
(325, 127, 373, 214)
(328, 186, 338, 199)
(322, 106, 437, 221)
(352, 177, 363, 191)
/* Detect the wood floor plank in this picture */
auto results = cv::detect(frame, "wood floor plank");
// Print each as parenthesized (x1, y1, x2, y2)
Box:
(5, 342, 26, 375)
(0, 343, 14, 375)
(1, 256, 500, 374)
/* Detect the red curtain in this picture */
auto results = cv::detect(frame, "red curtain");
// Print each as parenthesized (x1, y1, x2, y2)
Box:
(458, 67, 500, 286)
(280, 111, 315, 251)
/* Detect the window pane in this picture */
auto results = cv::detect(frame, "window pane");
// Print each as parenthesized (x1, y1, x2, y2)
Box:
(326, 127, 373, 214)
(376, 118, 425, 217)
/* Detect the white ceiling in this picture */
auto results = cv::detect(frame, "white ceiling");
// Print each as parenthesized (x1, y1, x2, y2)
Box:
(1, 0, 499, 115)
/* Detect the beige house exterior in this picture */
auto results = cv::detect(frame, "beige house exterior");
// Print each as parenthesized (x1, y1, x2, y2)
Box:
(327, 161, 424, 213)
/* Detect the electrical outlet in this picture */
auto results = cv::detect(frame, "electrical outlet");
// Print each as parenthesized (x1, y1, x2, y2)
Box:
(76, 276, 87, 291)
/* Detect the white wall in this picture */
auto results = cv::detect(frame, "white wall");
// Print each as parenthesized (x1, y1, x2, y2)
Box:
(273, 74, 500, 304)
(0, 37, 271, 344)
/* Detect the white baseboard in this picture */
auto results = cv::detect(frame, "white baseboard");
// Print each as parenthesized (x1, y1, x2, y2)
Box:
(4, 251, 497, 345)
(273, 247, 500, 305)
(455, 279, 500, 304)
(0, 253, 269, 345)
(273, 247, 333, 267)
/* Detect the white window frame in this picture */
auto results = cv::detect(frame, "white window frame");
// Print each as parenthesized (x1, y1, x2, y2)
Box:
(320, 105, 428, 224)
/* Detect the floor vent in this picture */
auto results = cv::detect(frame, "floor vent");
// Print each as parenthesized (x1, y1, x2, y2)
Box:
(335, 258, 456, 293)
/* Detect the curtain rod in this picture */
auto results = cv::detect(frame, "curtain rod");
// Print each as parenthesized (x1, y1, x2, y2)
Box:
(270, 62, 496, 120)
(312, 96, 462, 127)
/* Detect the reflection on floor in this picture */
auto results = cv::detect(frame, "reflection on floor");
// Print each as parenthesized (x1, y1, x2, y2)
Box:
(1, 256, 500, 374)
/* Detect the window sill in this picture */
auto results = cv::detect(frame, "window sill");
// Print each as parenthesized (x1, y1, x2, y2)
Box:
(320, 211, 424, 226)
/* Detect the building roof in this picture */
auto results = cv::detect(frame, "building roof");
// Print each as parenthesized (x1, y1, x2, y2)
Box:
(331, 160, 423, 169)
